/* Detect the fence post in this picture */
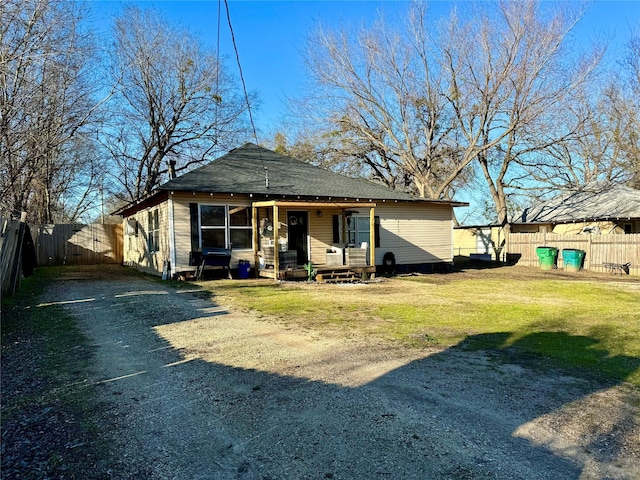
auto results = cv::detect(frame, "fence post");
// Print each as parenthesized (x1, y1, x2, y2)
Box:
(505, 229, 509, 258)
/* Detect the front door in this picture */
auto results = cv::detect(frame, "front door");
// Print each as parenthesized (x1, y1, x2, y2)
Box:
(287, 210, 308, 265)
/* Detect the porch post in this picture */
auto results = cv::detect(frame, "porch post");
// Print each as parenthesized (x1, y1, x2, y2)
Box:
(273, 204, 279, 280)
(252, 205, 259, 272)
(369, 206, 375, 267)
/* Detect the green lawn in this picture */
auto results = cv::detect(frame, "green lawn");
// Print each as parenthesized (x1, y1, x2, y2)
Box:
(203, 269, 640, 386)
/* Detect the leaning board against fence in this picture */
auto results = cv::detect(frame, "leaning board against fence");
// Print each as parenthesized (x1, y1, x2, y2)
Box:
(31, 224, 123, 266)
(507, 233, 640, 276)
(1, 217, 23, 294)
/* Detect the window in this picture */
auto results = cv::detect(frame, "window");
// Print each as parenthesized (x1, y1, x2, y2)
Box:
(345, 215, 380, 247)
(125, 219, 138, 236)
(200, 205, 226, 248)
(229, 206, 252, 249)
(200, 205, 252, 250)
(147, 210, 159, 253)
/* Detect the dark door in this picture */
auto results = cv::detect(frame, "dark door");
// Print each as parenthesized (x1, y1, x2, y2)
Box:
(287, 210, 308, 265)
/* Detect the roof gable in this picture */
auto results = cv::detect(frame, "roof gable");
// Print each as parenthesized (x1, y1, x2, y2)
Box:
(158, 143, 420, 201)
(514, 183, 640, 224)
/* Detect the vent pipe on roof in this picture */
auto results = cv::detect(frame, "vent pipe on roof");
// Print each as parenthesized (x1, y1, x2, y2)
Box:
(265, 166, 269, 189)
(168, 160, 177, 180)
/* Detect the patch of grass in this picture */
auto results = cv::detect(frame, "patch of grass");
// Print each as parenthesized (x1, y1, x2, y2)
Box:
(1, 268, 103, 478)
(204, 274, 640, 385)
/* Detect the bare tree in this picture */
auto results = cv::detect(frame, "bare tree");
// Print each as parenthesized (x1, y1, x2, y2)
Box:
(304, 3, 470, 200)
(268, 128, 371, 178)
(104, 6, 253, 203)
(0, 0, 102, 222)
(617, 33, 640, 188)
(519, 84, 632, 190)
(303, 0, 604, 229)
(439, 1, 603, 231)
(516, 30, 639, 192)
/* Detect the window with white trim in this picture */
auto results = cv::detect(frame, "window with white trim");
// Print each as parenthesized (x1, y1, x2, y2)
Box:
(147, 210, 159, 253)
(200, 205, 226, 248)
(200, 205, 252, 249)
(229, 206, 252, 249)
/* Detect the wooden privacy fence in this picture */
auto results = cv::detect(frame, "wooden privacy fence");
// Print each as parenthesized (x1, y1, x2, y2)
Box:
(507, 233, 640, 276)
(32, 224, 123, 266)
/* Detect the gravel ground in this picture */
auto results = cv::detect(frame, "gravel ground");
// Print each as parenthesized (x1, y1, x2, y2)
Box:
(10, 266, 640, 479)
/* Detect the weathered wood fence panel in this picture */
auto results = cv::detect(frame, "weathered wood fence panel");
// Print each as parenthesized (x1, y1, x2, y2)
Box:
(507, 233, 640, 276)
(1, 216, 26, 295)
(32, 224, 123, 266)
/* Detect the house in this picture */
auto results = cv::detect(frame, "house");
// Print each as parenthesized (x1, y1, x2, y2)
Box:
(117, 143, 467, 280)
(511, 183, 640, 235)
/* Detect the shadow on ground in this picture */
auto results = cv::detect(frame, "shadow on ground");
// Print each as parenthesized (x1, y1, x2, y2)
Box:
(7, 265, 639, 480)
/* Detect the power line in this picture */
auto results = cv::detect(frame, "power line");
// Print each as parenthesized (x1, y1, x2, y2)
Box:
(223, 0, 267, 188)
(214, 0, 221, 149)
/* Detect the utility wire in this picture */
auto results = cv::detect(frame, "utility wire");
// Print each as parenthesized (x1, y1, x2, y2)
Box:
(214, 0, 221, 150)
(223, 0, 268, 187)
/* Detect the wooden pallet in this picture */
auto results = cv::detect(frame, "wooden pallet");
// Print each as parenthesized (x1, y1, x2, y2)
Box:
(316, 273, 357, 283)
(315, 266, 358, 283)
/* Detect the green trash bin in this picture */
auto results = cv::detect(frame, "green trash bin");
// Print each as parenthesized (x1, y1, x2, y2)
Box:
(536, 246, 558, 271)
(562, 249, 585, 272)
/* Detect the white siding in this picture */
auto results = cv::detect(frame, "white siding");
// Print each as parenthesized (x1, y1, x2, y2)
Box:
(376, 203, 453, 265)
(171, 193, 253, 269)
(123, 200, 170, 275)
(172, 198, 192, 268)
(308, 208, 343, 263)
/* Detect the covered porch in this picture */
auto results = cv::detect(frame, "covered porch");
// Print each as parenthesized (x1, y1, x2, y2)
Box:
(251, 200, 377, 281)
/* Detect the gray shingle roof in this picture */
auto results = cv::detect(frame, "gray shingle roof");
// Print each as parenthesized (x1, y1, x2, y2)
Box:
(159, 143, 454, 203)
(513, 183, 640, 223)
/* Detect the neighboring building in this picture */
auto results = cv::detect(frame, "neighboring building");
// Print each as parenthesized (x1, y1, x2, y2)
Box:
(116, 143, 467, 279)
(511, 183, 640, 235)
(453, 224, 505, 261)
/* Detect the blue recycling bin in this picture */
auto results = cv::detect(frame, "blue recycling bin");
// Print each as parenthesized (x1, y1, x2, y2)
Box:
(238, 260, 250, 279)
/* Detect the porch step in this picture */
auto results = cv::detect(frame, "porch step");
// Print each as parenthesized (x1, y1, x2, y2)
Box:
(316, 271, 358, 283)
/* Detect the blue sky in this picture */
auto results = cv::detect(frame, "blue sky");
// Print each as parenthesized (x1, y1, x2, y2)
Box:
(90, 0, 640, 136)
(90, 1, 639, 221)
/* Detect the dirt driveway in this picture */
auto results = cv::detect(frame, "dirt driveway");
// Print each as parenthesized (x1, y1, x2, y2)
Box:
(39, 266, 639, 479)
